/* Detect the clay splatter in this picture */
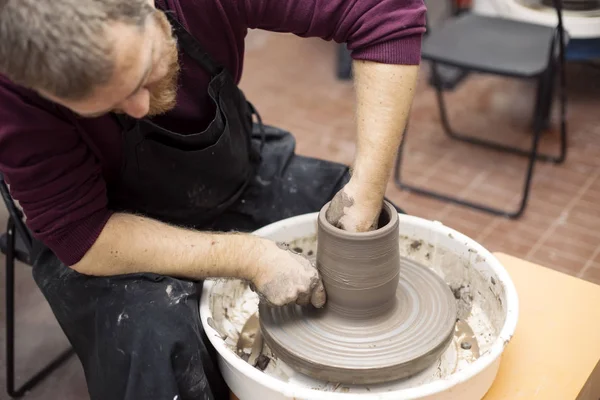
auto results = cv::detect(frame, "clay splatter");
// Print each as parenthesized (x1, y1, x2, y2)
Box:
(410, 240, 422, 250)
(165, 283, 189, 305)
(117, 312, 129, 325)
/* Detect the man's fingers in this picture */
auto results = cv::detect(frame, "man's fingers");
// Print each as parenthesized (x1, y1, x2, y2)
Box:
(310, 280, 326, 308)
(295, 290, 311, 306)
(325, 191, 345, 226)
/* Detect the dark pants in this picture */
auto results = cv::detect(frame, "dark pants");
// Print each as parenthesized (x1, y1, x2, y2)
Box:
(32, 132, 404, 400)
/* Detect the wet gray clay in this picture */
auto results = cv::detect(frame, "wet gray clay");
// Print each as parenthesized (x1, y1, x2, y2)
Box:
(259, 201, 458, 384)
(318, 200, 400, 318)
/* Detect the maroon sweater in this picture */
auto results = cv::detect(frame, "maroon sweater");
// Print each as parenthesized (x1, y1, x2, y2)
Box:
(0, 0, 426, 265)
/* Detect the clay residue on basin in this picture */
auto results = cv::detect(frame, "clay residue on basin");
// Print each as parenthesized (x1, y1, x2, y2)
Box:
(400, 234, 506, 355)
(207, 233, 507, 393)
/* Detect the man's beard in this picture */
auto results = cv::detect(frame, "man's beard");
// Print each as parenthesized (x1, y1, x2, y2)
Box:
(146, 11, 180, 117)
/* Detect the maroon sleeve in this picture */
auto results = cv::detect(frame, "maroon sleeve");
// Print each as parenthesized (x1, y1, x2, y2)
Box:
(239, 0, 426, 65)
(0, 78, 112, 266)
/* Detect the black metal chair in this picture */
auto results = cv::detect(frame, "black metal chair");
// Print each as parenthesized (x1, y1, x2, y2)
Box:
(395, 0, 568, 219)
(0, 174, 74, 398)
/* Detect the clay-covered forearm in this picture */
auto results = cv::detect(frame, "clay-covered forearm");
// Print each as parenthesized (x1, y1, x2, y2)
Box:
(70, 212, 263, 280)
(350, 60, 419, 203)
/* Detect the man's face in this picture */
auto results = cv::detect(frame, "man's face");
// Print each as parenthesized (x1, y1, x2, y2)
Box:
(44, 10, 180, 119)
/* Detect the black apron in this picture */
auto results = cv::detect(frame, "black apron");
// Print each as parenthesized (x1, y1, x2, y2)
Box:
(108, 12, 262, 227)
(107, 10, 352, 232)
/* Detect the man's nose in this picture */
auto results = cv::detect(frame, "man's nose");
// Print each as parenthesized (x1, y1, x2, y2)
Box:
(119, 89, 150, 119)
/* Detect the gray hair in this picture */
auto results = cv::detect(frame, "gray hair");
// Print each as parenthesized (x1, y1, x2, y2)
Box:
(0, 0, 154, 100)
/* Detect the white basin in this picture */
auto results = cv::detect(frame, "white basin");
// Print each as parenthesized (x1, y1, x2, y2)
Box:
(199, 213, 519, 399)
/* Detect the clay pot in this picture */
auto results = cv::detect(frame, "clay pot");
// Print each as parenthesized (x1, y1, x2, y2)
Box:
(317, 200, 399, 318)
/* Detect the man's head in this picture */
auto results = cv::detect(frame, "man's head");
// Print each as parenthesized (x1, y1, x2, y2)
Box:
(0, 0, 180, 118)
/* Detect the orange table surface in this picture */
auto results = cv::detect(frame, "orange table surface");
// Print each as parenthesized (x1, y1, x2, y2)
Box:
(233, 252, 600, 400)
(484, 253, 600, 400)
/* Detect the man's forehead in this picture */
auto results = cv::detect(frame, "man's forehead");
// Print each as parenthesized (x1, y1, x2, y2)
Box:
(43, 18, 157, 116)
(109, 19, 153, 79)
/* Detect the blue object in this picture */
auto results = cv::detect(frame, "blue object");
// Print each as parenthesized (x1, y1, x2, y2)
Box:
(566, 38, 600, 61)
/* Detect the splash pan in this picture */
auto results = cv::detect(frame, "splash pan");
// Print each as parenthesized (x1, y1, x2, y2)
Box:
(200, 213, 518, 400)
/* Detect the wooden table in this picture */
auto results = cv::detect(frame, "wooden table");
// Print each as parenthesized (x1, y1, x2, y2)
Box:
(233, 253, 600, 399)
(484, 253, 600, 400)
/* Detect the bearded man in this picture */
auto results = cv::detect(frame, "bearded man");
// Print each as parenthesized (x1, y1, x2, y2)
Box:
(0, 0, 425, 399)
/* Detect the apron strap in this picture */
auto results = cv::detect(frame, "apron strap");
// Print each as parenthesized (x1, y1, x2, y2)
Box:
(164, 12, 222, 77)
(248, 101, 266, 154)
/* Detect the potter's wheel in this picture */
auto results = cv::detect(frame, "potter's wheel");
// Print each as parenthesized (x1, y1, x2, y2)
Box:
(260, 258, 457, 384)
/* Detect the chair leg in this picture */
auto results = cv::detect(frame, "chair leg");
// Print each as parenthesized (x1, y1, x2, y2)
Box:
(532, 67, 549, 134)
(555, 43, 568, 165)
(395, 121, 543, 218)
(534, 61, 555, 133)
(431, 63, 565, 164)
(395, 76, 550, 222)
(5, 217, 75, 398)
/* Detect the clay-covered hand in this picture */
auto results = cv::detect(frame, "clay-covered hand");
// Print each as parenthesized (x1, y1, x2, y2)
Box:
(326, 180, 382, 232)
(250, 241, 326, 308)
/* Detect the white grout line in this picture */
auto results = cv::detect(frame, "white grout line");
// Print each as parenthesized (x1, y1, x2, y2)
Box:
(578, 246, 600, 278)
(525, 170, 600, 261)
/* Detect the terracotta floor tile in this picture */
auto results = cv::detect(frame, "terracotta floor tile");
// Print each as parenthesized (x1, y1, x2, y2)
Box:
(400, 192, 450, 221)
(528, 245, 588, 276)
(439, 204, 496, 227)
(418, 156, 483, 186)
(540, 162, 595, 188)
(460, 186, 521, 212)
(528, 180, 575, 207)
(467, 180, 521, 205)
(531, 174, 587, 199)
(572, 143, 600, 168)
(417, 174, 474, 198)
(525, 214, 556, 233)
(386, 185, 412, 210)
(586, 174, 600, 195)
(526, 197, 569, 220)
(440, 217, 490, 243)
(571, 198, 600, 219)
(594, 250, 600, 265)
(480, 221, 542, 250)
(398, 164, 439, 185)
(565, 208, 600, 232)
(483, 238, 535, 260)
(580, 264, 600, 286)
(581, 185, 600, 205)
(550, 224, 600, 250)
(427, 165, 484, 188)
(537, 235, 599, 263)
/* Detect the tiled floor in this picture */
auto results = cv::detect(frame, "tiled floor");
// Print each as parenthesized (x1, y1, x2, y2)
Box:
(1, 29, 599, 400)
